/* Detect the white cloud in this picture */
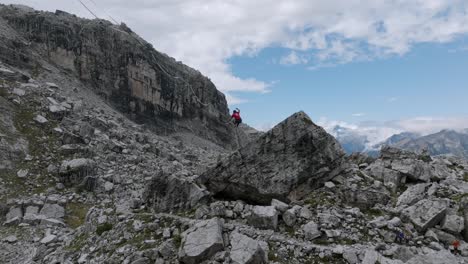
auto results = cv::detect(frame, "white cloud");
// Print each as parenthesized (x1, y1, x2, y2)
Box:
(279, 51, 308, 65)
(389, 116, 468, 135)
(3, 0, 468, 103)
(352, 113, 366, 117)
(387, 97, 398, 103)
(253, 122, 276, 132)
(317, 116, 468, 150)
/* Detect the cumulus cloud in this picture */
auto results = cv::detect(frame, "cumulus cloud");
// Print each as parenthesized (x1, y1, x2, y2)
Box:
(3, 0, 468, 103)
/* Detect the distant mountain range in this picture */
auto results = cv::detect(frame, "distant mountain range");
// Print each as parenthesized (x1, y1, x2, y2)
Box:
(332, 126, 468, 159)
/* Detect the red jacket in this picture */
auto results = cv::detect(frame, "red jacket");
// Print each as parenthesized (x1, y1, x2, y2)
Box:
(232, 111, 241, 120)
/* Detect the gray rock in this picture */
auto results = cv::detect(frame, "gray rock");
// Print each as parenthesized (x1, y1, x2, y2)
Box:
(23, 206, 41, 224)
(210, 201, 226, 217)
(396, 183, 430, 207)
(387, 217, 402, 228)
(104, 181, 114, 192)
(361, 249, 379, 264)
(201, 112, 345, 204)
(401, 199, 448, 231)
(302, 221, 321, 240)
(59, 158, 96, 186)
(405, 250, 460, 264)
(229, 232, 268, 264)
(144, 171, 210, 212)
(39, 203, 65, 219)
(441, 214, 464, 234)
(393, 246, 415, 262)
(12, 88, 25, 96)
(33, 115, 48, 124)
(5, 207, 22, 224)
(271, 199, 288, 213)
(248, 206, 278, 230)
(179, 218, 224, 264)
(324, 181, 335, 188)
(299, 207, 313, 220)
(16, 169, 28, 178)
(283, 206, 300, 227)
(429, 228, 457, 246)
(40, 234, 57, 244)
(343, 249, 359, 264)
(46, 82, 59, 89)
(3, 235, 17, 243)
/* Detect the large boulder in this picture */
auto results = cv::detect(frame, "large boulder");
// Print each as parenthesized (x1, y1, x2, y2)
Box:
(248, 206, 279, 230)
(302, 221, 321, 240)
(143, 171, 210, 212)
(401, 199, 448, 231)
(59, 158, 96, 186)
(396, 183, 431, 208)
(201, 111, 345, 204)
(179, 218, 224, 264)
(229, 232, 268, 264)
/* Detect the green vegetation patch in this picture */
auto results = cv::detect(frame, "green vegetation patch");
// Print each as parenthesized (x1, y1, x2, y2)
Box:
(173, 232, 182, 249)
(65, 233, 89, 252)
(96, 223, 113, 236)
(463, 172, 468, 182)
(65, 203, 91, 229)
(364, 208, 385, 218)
(452, 193, 468, 203)
(305, 191, 337, 208)
(0, 87, 7, 97)
(418, 154, 432, 163)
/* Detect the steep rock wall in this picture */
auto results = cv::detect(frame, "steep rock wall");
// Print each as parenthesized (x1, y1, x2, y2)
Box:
(0, 5, 235, 147)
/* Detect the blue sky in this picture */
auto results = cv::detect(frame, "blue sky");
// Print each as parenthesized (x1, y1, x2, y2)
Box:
(3, 0, 468, 143)
(229, 41, 468, 130)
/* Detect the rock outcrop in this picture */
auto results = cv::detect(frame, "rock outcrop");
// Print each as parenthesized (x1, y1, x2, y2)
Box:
(0, 4, 236, 148)
(201, 111, 346, 204)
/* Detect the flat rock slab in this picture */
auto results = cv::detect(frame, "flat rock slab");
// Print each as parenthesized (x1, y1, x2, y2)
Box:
(179, 218, 224, 264)
(401, 199, 448, 231)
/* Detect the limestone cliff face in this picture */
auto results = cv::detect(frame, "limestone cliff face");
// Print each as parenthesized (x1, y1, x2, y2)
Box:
(0, 5, 235, 147)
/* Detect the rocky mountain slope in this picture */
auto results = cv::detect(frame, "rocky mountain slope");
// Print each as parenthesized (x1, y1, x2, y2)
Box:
(380, 130, 468, 159)
(0, 4, 238, 148)
(1, 4, 468, 264)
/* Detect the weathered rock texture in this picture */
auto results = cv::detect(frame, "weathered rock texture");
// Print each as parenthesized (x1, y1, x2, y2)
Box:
(179, 218, 224, 264)
(143, 171, 210, 212)
(0, 4, 235, 147)
(201, 111, 346, 204)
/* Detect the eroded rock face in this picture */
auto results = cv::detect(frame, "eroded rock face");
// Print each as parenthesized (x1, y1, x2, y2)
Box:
(201, 111, 346, 204)
(0, 5, 235, 148)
